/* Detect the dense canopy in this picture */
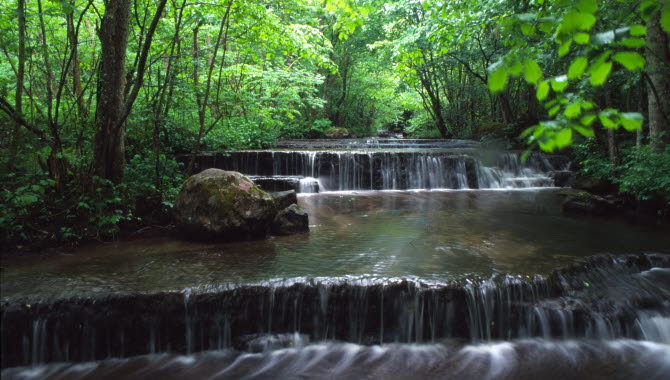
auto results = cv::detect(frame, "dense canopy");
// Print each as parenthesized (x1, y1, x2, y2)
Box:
(1, 0, 669, 245)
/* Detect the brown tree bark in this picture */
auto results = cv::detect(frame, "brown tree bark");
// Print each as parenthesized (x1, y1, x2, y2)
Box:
(646, 13, 670, 153)
(93, 0, 132, 184)
(93, 0, 167, 183)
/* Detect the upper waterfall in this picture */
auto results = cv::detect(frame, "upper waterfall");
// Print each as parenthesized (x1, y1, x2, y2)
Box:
(186, 139, 572, 192)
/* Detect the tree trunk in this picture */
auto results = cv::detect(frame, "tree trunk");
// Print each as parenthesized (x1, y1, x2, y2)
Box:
(498, 93, 513, 125)
(8, 0, 26, 170)
(604, 85, 617, 164)
(646, 13, 670, 153)
(67, 12, 87, 118)
(93, 0, 131, 184)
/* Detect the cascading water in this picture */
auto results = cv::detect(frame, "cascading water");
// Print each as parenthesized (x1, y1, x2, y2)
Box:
(3, 140, 668, 379)
(186, 139, 571, 192)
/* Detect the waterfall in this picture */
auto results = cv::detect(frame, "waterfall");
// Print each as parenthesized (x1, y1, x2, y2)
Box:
(184, 137, 573, 193)
(3, 254, 668, 368)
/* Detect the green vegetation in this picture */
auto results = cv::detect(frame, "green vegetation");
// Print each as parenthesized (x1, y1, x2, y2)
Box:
(1, 0, 669, 248)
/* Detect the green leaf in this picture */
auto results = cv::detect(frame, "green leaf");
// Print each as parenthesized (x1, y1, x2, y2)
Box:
(580, 114, 597, 126)
(568, 57, 588, 79)
(619, 38, 646, 48)
(551, 75, 569, 92)
(555, 128, 573, 148)
(620, 112, 643, 131)
(564, 103, 581, 119)
(574, 33, 590, 44)
(589, 61, 612, 86)
(576, 0, 598, 14)
(629, 25, 647, 36)
(509, 60, 523, 76)
(574, 124, 595, 137)
(558, 41, 572, 56)
(488, 67, 508, 93)
(661, 8, 670, 33)
(612, 52, 645, 71)
(549, 105, 561, 116)
(523, 60, 542, 84)
(599, 110, 620, 129)
(536, 80, 550, 101)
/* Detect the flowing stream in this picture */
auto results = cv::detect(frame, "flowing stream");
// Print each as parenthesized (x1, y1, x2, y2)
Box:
(2, 139, 669, 379)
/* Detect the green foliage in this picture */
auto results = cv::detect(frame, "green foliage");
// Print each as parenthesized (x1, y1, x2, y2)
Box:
(574, 143, 670, 204)
(484, 0, 667, 153)
(0, 173, 132, 246)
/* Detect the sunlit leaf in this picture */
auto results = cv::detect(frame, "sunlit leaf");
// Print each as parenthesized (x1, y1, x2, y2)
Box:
(488, 67, 507, 93)
(588, 61, 612, 86)
(523, 60, 542, 84)
(555, 128, 573, 148)
(619, 38, 646, 48)
(551, 75, 569, 92)
(574, 33, 590, 45)
(558, 41, 572, 56)
(599, 110, 619, 128)
(629, 25, 647, 36)
(564, 103, 581, 119)
(568, 57, 588, 79)
(536, 80, 550, 101)
(580, 114, 597, 126)
(620, 112, 643, 131)
(574, 124, 595, 137)
(612, 52, 645, 71)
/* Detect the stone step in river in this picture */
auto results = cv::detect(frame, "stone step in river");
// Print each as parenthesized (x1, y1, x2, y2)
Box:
(2, 254, 669, 370)
(183, 139, 572, 192)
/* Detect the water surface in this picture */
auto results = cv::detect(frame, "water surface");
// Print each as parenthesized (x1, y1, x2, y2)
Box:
(2, 189, 668, 298)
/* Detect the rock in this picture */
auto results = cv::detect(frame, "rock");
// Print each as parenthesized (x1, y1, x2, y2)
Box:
(562, 192, 623, 216)
(550, 171, 576, 187)
(324, 127, 354, 139)
(173, 169, 277, 241)
(271, 204, 309, 236)
(271, 190, 298, 211)
(572, 175, 617, 195)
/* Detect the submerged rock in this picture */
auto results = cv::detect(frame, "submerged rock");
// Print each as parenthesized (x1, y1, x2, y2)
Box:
(272, 204, 309, 235)
(562, 191, 623, 216)
(173, 169, 277, 241)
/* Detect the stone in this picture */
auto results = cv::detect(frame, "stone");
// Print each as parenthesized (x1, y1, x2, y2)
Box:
(324, 127, 353, 139)
(572, 175, 617, 195)
(562, 192, 623, 216)
(271, 190, 298, 211)
(550, 170, 576, 187)
(173, 169, 277, 241)
(271, 204, 309, 236)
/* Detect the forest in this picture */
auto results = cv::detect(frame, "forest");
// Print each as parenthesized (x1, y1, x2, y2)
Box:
(1, 0, 669, 248)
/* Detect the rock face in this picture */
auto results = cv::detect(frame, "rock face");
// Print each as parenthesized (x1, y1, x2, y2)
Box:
(272, 204, 309, 236)
(173, 169, 278, 241)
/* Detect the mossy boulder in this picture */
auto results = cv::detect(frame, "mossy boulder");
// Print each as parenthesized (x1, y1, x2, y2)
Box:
(324, 127, 353, 139)
(173, 169, 277, 241)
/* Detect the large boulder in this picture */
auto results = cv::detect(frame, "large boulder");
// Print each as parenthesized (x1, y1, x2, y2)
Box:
(173, 169, 277, 241)
(324, 127, 354, 139)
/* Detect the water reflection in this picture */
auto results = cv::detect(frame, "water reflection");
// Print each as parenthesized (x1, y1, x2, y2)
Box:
(2, 189, 668, 298)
